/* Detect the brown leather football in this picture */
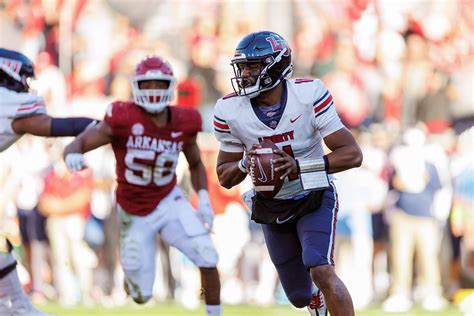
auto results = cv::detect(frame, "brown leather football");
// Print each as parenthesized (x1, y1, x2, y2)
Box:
(249, 139, 285, 198)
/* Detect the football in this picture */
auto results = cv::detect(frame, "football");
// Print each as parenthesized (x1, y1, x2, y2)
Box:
(249, 139, 285, 198)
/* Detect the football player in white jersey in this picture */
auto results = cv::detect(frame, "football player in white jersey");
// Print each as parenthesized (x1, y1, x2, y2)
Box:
(214, 31, 362, 316)
(0, 48, 97, 316)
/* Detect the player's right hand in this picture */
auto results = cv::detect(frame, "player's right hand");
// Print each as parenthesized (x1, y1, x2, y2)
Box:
(65, 153, 87, 172)
(245, 143, 262, 173)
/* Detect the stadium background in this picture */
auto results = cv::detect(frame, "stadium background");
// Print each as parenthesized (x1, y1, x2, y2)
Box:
(0, 0, 473, 315)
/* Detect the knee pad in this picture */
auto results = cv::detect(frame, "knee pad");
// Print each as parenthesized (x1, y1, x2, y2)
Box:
(195, 243, 219, 268)
(286, 291, 311, 308)
(190, 236, 219, 268)
(302, 249, 327, 269)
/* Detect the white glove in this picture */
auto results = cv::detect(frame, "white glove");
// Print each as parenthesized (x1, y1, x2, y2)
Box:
(65, 153, 87, 172)
(197, 190, 214, 231)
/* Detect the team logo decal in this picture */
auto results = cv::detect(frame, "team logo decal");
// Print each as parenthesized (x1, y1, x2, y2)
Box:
(0, 57, 22, 74)
(131, 123, 144, 135)
(265, 36, 290, 56)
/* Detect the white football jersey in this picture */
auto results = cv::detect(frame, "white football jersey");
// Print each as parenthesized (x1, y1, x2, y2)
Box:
(0, 87, 46, 152)
(214, 79, 345, 199)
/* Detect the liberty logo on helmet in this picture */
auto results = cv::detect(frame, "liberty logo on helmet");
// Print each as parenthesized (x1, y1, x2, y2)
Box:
(265, 36, 290, 57)
(0, 57, 22, 73)
(0, 57, 22, 81)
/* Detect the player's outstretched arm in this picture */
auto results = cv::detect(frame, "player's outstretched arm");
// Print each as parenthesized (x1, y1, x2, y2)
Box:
(64, 121, 113, 155)
(216, 150, 247, 189)
(11, 114, 97, 137)
(323, 127, 363, 174)
(63, 121, 113, 172)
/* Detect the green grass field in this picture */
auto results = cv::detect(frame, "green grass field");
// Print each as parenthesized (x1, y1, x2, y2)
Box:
(37, 302, 463, 316)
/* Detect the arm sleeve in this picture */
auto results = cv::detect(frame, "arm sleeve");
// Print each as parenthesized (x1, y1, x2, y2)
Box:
(50, 117, 99, 136)
(311, 80, 345, 138)
(213, 100, 244, 153)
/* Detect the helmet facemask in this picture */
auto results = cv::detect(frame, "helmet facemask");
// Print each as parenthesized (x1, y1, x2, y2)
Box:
(131, 72, 176, 114)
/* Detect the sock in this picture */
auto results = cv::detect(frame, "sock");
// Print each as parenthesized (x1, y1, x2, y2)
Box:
(312, 284, 319, 295)
(205, 304, 222, 316)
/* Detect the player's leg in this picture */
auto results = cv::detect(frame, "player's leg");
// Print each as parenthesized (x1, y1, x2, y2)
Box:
(118, 205, 157, 304)
(158, 187, 221, 316)
(298, 184, 354, 316)
(0, 239, 51, 316)
(261, 223, 313, 308)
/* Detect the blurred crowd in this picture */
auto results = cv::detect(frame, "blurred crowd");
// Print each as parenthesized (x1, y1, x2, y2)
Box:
(0, 0, 473, 313)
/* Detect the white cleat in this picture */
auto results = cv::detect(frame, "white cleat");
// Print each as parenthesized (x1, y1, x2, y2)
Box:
(307, 289, 327, 316)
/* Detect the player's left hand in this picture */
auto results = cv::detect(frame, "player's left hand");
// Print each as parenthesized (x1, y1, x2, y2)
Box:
(197, 190, 214, 231)
(273, 149, 298, 180)
(65, 153, 87, 172)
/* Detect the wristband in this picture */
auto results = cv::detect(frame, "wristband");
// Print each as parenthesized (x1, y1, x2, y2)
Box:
(237, 158, 248, 174)
(323, 155, 330, 172)
(296, 157, 329, 190)
(297, 157, 326, 173)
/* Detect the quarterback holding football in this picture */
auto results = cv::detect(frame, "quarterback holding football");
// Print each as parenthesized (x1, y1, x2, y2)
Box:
(214, 31, 362, 316)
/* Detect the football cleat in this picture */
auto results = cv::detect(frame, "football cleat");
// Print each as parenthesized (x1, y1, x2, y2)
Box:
(307, 289, 328, 316)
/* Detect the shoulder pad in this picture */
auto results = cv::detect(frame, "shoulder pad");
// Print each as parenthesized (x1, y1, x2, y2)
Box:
(171, 107, 202, 133)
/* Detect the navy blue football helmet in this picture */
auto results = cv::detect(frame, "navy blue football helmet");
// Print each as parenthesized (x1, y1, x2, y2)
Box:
(0, 48, 35, 92)
(231, 31, 293, 98)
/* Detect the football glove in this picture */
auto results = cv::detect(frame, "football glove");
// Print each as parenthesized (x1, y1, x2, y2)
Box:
(65, 153, 87, 172)
(197, 190, 214, 231)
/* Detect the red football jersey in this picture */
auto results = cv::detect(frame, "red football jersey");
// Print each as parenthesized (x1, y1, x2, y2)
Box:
(104, 102, 202, 216)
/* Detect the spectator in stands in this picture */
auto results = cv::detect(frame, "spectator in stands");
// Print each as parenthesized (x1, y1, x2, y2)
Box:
(383, 126, 447, 312)
(38, 157, 96, 306)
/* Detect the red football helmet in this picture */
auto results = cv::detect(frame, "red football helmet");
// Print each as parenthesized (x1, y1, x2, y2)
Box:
(131, 56, 176, 113)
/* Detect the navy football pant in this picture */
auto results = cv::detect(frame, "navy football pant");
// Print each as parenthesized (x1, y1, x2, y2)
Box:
(261, 183, 338, 307)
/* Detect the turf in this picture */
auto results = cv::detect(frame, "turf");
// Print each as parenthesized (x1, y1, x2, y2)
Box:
(38, 302, 463, 316)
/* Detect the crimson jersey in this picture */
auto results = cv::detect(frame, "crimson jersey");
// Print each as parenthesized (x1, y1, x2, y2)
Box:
(104, 101, 202, 216)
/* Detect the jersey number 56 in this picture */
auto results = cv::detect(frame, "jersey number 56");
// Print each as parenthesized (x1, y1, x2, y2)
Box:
(124, 149, 178, 186)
